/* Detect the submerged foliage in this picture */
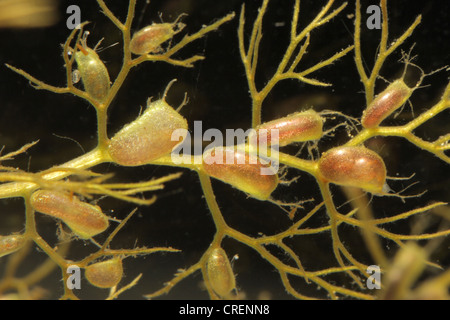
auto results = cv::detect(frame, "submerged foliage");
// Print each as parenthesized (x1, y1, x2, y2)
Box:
(0, 0, 449, 299)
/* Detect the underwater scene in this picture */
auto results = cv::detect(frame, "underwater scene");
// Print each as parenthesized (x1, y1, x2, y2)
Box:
(0, 0, 449, 300)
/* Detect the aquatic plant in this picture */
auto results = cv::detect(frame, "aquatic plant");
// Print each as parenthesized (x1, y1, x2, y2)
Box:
(0, 0, 448, 300)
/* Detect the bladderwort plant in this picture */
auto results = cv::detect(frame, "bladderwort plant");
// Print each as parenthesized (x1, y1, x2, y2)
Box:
(0, 0, 449, 300)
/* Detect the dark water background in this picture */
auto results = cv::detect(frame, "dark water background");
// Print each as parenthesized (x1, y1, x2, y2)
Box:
(0, 0, 448, 299)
